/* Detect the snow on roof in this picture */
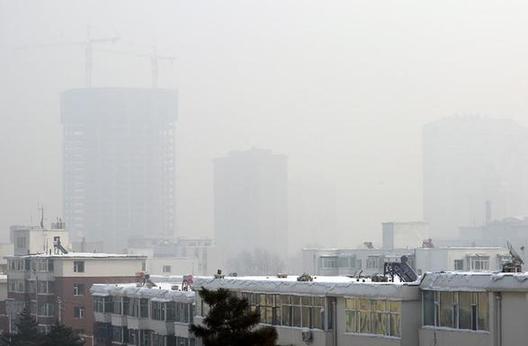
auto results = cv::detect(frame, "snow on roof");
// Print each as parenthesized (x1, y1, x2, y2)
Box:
(7, 252, 147, 259)
(90, 282, 194, 302)
(421, 272, 528, 292)
(194, 275, 420, 300)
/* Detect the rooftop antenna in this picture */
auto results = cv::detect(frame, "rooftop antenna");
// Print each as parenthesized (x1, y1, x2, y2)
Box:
(503, 241, 524, 272)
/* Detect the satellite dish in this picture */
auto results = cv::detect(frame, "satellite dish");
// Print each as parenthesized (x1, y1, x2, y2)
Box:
(507, 241, 524, 265)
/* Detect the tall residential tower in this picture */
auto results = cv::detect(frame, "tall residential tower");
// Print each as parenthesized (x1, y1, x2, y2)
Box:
(61, 88, 177, 250)
(214, 148, 288, 265)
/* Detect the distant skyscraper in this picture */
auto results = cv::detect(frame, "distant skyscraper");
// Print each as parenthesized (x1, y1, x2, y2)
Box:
(423, 117, 528, 238)
(214, 148, 288, 262)
(61, 88, 177, 250)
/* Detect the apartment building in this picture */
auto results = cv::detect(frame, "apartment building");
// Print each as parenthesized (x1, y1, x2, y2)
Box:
(90, 280, 195, 346)
(5, 253, 146, 344)
(193, 275, 421, 346)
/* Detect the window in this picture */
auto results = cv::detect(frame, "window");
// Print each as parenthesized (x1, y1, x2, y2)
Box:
(141, 330, 152, 346)
(319, 256, 337, 269)
(243, 293, 324, 329)
(112, 326, 124, 343)
(38, 303, 55, 317)
(454, 259, 464, 271)
(128, 329, 138, 345)
(128, 298, 139, 317)
(37, 281, 53, 294)
(470, 256, 490, 271)
(366, 256, 380, 269)
(113, 297, 123, 314)
(345, 298, 400, 337)
(151, 301, 166, 320)
(93, 296, 105, 313)
(152, 334, 165, 346)
(140, 298, 149, 318)
(73, 261, 85, 273)
(16, 237, 26, 249)
(162, 265, 171, 273)
(8, 279, 25, 293)
(422, 291, 489, 331)
(74, 306, 85, 319)
(73, 283, 85, 296)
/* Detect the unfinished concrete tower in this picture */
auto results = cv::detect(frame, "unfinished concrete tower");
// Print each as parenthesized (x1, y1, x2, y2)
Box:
(61, 88, 177, 251)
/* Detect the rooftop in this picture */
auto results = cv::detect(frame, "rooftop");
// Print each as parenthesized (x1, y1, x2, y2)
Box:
(90, 281, 194, 302)
(421, 271, 528, 291)
(6, 252, 147, 259)
(194, 275, 419, 299)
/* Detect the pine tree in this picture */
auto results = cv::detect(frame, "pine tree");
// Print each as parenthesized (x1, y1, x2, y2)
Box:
(190, 288, 278, 346)
(3, 308, 44, 346)
(43, 322, 84, 346)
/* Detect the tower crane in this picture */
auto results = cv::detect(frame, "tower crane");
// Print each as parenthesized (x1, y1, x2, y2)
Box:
(96, 46, 176, 88)
(21, 26, 119, 87)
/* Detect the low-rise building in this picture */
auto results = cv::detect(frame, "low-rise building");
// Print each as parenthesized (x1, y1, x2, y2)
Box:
(5, 253, 146, 344)
(303, 247, 510, 277)
(302, 248, 415, 277)
(194, 275, 421, 346)
(127, 237, 217, 276)
(91, 280, 196, 346)
(419, 271, 528, 346)
(414, 247, 510, 274)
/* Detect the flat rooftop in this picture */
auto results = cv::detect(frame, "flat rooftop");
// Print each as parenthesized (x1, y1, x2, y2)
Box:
(91, 281, 194, 302)
(6, 252, 147, 259)
(194, 275, 419, 299)
(421, 271, 528, 291)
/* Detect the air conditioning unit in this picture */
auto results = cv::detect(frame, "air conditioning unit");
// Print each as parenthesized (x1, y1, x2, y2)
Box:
(301, 329, 313, 344)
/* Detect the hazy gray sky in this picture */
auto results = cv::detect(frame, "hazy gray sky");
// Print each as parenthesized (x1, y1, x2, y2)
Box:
(2, 0, 528, 245)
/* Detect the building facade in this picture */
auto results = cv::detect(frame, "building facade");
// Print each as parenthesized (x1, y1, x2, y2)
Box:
(302, 247, 510, 277)
(5, 253, 146, 343)
(91, 281, 195, 346)
(194, 275, 421, 346)
(419, 271, 528, 346)
(213, 148, 288, 266)
(61, 88, 178, 251)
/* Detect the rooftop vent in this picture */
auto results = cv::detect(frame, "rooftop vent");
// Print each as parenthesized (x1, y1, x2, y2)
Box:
(297, 273, 313, 282)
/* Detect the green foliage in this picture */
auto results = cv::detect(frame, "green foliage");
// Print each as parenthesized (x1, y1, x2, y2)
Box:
(0, 309, 84, 346)
(43, 323, 84, 346)
(190, 288, 278, 346)
(1, 308, 43, 346)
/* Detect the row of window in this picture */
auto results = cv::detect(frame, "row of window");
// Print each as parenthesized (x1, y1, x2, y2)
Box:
(423, 291, 489, 331)
(8, 259, 54, 272)
(197, 293, 328, 330)
(95, 324, 195, 346)
(344, 298, 401, 337)
(319, 256, 388, 270)
(7, 280, 85, 297)
(94, 296, 193, 323)
(7, 259, 86, 273)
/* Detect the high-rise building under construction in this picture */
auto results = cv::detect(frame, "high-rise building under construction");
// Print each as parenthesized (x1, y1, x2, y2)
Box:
(61, 88, 177, 250)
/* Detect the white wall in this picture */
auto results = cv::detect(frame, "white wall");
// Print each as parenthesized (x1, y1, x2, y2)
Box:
(54, 258, 144, 277)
